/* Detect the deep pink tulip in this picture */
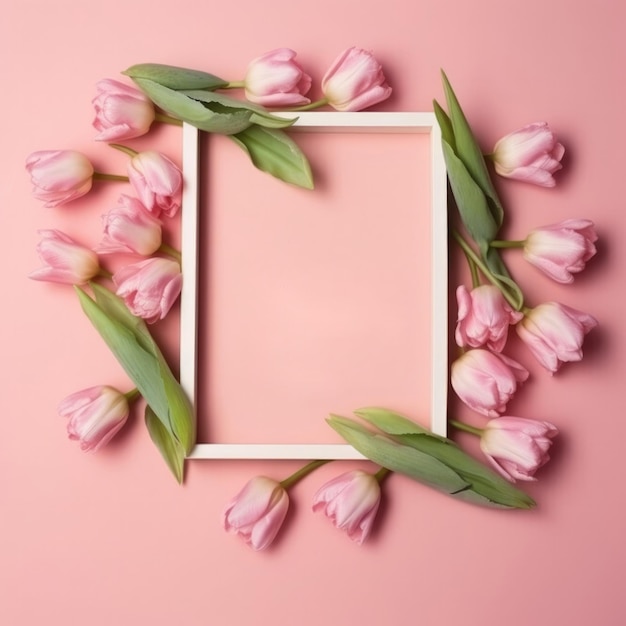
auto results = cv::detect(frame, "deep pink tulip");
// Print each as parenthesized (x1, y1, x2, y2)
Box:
(223, 476, 289, 551)
(113, 257, 182, 323)
(127, 151, 182, 218)
(451, 349, 529, 417)
(244, 48, 312, 106)
(516, 302, 598, 373)
(93, 78, 156, 141)
(98, 195, 162, 256)
(25, 150, 94, 207)
(29, 229, 100, 285)
(480, 416, 558, 482)
(58, 385, 130, 452)
(492, 122, 564, 187)
(455, 285, 523, 352)
(312, 470, 381, 545)
(523, 219, 598, 284)
(321, 47, 392, 112)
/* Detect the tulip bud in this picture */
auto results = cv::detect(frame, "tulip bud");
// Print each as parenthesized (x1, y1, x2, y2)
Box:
(492, 122, 564, 187)
(29, 229, 100, 285)
(244, 48, 312, 106)
(25, 150, 94, 207)
(127, 151, 182, 218)
(455, 285, 523, 352)
(58, 385, 130, 452)
(451, 349, 529, 417)
(516, 302, 598, 373)
(480, 416, 558, 482)
(92, 79, 156, 141)
(523, 219, 598, 284)
(98, 195, 162, 256)
(312, 470, 382, 544)
(223, 476, 289, 551)
(113, 257, 182, 323)
(321, 47, 392, 112)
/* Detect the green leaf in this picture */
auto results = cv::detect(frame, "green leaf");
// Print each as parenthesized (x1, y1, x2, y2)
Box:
(181, 89, 297, 129)
(328, 411, 535, 509)
(442, 141, 499, 249)
(75, 286, 196, 480)
(123, 63, 228, 91)
(433, 99, 455, 150)
(356, 408, 534, 509)
(328, 416, 471, 493)
(441, 71, 504, 228)
(145, 406, 185, 484)
(75, 286, 172, 425)
(229, 125, 314, 189)
(132, 78, 253, 135)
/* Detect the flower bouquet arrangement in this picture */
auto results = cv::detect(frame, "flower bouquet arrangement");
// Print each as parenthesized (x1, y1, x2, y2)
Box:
(27, 47, 598, 550)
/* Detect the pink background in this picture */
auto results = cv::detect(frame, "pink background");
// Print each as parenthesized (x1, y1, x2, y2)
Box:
(2, 1, 624, 625)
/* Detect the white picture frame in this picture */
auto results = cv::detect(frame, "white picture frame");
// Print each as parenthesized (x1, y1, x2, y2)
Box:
(180, 112, 448, 460)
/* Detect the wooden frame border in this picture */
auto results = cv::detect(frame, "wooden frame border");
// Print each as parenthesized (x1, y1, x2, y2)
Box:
(180, 112, 447, 460)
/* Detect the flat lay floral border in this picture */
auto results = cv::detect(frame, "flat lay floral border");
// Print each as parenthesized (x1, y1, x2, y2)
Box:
(26, 47, 598, 550)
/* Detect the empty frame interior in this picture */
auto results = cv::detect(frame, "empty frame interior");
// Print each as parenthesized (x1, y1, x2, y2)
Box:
(181, 112, 447, 460)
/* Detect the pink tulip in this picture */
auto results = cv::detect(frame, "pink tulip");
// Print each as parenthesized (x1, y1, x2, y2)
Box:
(480, 416, 558, 482)
(29, 229, 100, 285)
(25, 150, 94, 207)
(492, 122, 564, 187)
(451, 349, 529, 417)
(516, 302, 598, 373)
(97, 195, 162, 256)
(58, 385, 130, 452)
(113, 257, 182, 323)
(312, 470, 381, 545)
(223, 476, 289, 551)
(523, 219, 598, 284)
(244, 48, 312, 106)
(92, 78, 156, 141)
(455, 285, 523, 352)
(321, 47, 392, 112)
(127, 151, 182, 218)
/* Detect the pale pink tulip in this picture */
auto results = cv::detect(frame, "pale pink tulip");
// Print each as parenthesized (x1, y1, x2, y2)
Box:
(523, 219, 598, 284)
(25, 150, 94, 207)
(492, 122, 564, 187)
(29, 229, 100, 285)
(244, 48, 312, 106)
(223, 476, 289, 551)
(451, 349, 529, 417)
(321, 47, 392, 112)
(516, 302, 598, 373)
(127, 151, 182, 218)
(58, 385, 130, 452)
(92, 78, 156, 141)
(97, 195, 162, 256)
(113, 257, 182, 323)
(480, 416, 558, 482)
(312, 470, 381, 545)
(455, 285, 523, 352)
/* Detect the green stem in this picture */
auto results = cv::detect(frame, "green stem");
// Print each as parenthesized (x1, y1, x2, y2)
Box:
(155, 112, 183, 126)
(450, 419, 484, 437)
(452, 230, 518, 309)
(97, 268, 113, 280)
(108, 143, 139, 158)
(490, 239, 526, 249)
(124, 388, 141, 403)
(93, 172, 129, 182)
(159, 243, 182, 263)
(223, 80, 245, 89)
(374, 467, 392, 482)
(280, 460, 329, 490)
(285, 97, 330, 112)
